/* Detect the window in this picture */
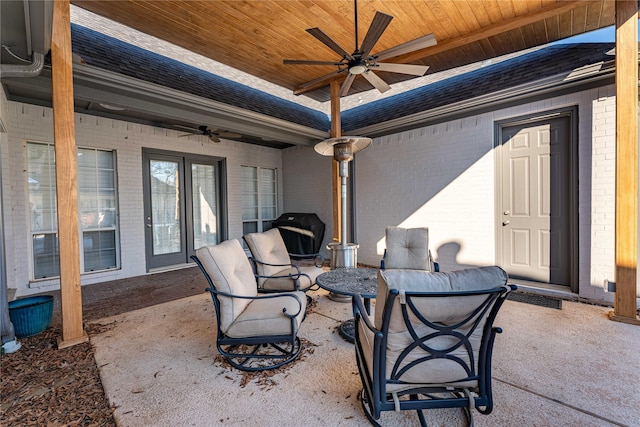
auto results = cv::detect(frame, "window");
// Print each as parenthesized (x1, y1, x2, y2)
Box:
(242, 166, 277, 235)
(27, 143, 119, 279)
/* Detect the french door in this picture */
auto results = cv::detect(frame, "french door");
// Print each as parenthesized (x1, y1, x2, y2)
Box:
(143, 149, 225, 270)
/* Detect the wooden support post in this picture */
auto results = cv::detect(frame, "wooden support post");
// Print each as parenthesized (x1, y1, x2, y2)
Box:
(330, 80, 342, 242)
(610, 0, 639, 325)
(51, 0, 88, 346)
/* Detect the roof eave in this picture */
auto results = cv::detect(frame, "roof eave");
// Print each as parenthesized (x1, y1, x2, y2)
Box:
(348, 60, 620, 138)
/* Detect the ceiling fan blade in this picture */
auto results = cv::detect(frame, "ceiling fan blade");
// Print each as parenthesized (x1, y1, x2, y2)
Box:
(306, 27, 354, 60)
(218, 132, 242, 139)
(339, 73, 357, 97)
(284, 59, 344, 66)
(208, 134, 221, 143)
(359, 12, 393, 57)
(375, 33, 437, 61)
(173, 124, 198, 131)
(374, 62, 429, 76)
(362, 70, 391, 93)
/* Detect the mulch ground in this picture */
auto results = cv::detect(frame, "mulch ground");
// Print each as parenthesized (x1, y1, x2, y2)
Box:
(1, 323, 116, 427)
(0, 294, 321, 426)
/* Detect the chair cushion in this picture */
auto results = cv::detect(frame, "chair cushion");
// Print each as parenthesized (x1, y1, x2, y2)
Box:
(385, 227, 430, 270)
(195, 239, 257, 333)
(375, 267, 508, 328)
(372, 267, 508, 392)
(244, 228, 292, 286)
(298, 265, 323, 286)
(226, 291, 307, 338)
(261, 267, 302, 291)
(261, 264, 322, 291)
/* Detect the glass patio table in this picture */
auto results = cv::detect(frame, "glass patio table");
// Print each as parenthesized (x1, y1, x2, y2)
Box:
(315, 267, 378, 342)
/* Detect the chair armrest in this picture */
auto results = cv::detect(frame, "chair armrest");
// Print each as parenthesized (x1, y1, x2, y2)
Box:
(352, 294, 377, 333)
(289, 252, 325, 268)
(250, 257, 304, 279)
(205, 287, 304, 318)
(380, 249, 387, 270)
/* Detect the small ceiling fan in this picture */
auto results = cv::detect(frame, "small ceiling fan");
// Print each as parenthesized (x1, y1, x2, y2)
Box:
(284, 0, 437, 97)
(178, 125, 241, 143)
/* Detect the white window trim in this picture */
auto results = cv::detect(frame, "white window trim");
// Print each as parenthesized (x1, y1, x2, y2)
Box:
(26, 142, 121, 281)
(241, 165, 278, 234)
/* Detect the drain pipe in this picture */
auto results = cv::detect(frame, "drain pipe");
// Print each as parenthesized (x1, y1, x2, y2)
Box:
(0, 0, 49, 78)
(0, 50, 45, 78)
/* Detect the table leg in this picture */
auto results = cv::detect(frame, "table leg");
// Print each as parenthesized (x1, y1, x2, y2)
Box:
(328, 292, 351, 303)
(338, 297, 371, 343)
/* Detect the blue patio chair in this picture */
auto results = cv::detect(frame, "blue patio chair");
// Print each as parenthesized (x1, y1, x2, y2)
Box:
(191, 239, 307, 372)
(243, 228, 323, 293)
(380, 226, 439, 271)
(353, 266, 515, 426)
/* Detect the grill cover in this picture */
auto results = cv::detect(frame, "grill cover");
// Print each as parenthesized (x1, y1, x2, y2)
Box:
(272, 213, 325, 255)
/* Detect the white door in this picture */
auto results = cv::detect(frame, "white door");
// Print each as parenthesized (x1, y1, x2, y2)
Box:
(499, 116, 572, 286)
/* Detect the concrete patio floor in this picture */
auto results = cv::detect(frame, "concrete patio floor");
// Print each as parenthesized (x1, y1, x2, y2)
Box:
(87, 284, 640, 427)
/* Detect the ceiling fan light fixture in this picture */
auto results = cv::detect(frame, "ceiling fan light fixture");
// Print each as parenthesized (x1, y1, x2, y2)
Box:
(349, 64, 367, 75)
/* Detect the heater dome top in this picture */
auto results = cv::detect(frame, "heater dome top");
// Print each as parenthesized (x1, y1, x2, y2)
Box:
(314, 136, 372, 157)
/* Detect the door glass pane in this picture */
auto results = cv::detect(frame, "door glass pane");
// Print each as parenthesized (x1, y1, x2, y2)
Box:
(150, 160, 181, 255)
(192, 163, 217, 249)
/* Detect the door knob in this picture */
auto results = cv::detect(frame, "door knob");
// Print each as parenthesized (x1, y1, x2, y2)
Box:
(502, 220, 510, 226)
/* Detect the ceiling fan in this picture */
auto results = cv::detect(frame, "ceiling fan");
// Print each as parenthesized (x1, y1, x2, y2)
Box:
(284, 0, 437, 97)
(178, 125, 242, 143)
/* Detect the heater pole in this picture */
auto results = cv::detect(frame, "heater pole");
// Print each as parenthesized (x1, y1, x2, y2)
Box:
(340, 163, 348, 245)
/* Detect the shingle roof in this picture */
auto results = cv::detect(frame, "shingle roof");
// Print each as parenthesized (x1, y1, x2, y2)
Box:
(341, 43, 615, 132)
(71, 24, 330, 131)
(70, 23, 615, 138)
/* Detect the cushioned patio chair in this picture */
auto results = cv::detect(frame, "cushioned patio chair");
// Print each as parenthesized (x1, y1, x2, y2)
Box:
(381, 226, 439, 271)
(243, 228, 323, 293)
(191, 239, 307, 371)
(352, 266, 515, 426)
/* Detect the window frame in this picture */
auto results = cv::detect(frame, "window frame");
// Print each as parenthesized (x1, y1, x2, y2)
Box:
(26, 142, 121, 280)
(241, 165, 278, 236)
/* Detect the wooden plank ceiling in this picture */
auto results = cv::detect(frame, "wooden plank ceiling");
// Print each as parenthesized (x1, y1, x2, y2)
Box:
(71, 0, 616, 102)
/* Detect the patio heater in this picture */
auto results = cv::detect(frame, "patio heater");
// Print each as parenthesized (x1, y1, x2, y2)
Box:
(314, 136, 372, 269)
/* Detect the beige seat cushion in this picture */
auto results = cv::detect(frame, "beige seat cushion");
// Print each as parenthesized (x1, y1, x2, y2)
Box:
(245, 228, 322, 290)
(226, 291, 307, 338)
(195, 239, 257, 333)
(365, 267, 508, 393)
(244, 228, 292, 286)
(261, 267, 303, 291)
(385, 227, 430, 270)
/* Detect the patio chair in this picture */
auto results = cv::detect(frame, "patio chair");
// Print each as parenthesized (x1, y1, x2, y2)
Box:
(191, 239, 307, 371)
(243, 228, 323, 293)
(381, 226, 439, 271)
(352, 266, 515, 426)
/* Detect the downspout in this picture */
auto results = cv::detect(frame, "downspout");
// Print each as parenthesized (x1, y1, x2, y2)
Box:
(0, 50, 45, 78)
(0, 0, 50, 78)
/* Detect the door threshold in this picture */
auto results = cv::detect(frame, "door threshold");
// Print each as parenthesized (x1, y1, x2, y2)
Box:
(148, 263, 194, 274)
(507, 278, 575, 300)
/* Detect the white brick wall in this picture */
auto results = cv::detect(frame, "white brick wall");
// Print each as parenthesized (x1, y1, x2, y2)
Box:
(2, 96, 283, 297)
(282, 84, 639, 303)
(2, 83, 639, 304)
(281, 145, 334, 256)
